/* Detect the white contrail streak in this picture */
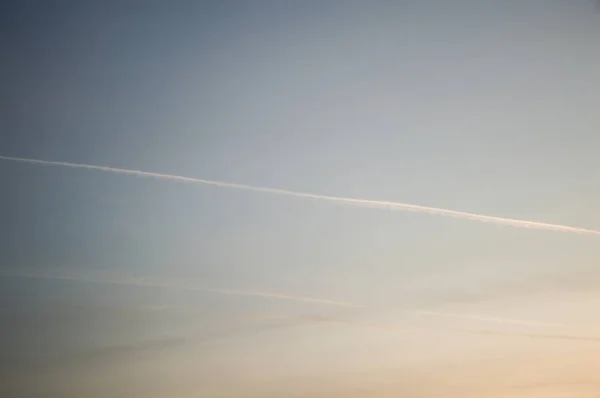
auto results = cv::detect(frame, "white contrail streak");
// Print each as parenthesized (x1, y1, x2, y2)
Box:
(1, 155, 599, 235)
(3, 271, 566, 328)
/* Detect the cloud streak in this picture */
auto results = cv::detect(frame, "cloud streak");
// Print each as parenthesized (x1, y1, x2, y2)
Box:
(475, 330, 600, 343)
(1, 155, 599, 236)
(411, 310, 568, 328)
(63, 313, 600, 368)
(3, 271, 567, 329)
(5, 271, 365, 308)
(257, 314, 596, 343)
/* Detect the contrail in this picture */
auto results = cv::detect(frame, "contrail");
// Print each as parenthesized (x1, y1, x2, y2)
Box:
(2, 271, 566, 328)
(4, 272, 364, 308)
(1, 155, 599, 236)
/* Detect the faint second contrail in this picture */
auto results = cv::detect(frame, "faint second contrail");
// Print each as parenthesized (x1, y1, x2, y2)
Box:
(1, 155, 599, 236)
(6, 272, 365, 308)
(3, 271, 567, 328)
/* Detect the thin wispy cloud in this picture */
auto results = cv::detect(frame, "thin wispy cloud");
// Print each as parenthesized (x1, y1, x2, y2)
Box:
(412, 310, 568, 328)
(256, 314, 597, 343)
(476, 330, 600, 343)
(4, 271, 365, 308)
(54, 318, 310, 368)
(60, 312, 600, 368)
(1, 155, 598, 236)
(3, 271, 568, 329)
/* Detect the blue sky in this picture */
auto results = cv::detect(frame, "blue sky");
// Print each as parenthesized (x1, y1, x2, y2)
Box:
(2, 1, 600, 396)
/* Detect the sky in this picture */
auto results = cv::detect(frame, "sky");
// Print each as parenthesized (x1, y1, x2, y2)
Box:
(1, 0, 600, 396)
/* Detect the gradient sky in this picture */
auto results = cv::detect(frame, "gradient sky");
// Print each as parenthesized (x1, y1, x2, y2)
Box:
(2, 1, 600, 397)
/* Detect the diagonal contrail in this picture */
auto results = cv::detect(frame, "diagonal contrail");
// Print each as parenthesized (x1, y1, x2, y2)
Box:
(2, 271, 567, 328)
(5, 272, 365, 308)
(1, 155, 599, 236)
